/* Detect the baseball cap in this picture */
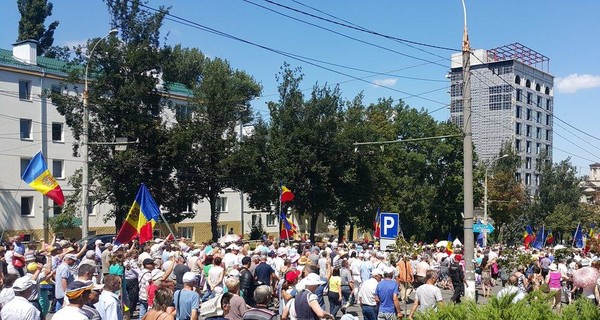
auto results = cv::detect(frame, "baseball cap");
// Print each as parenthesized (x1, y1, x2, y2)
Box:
(12, 276, 34, 292)
(371, 268, 384, 277)
(285, 270, 301, 283)
(182, 272, 196, 283)
(86, 250, 95, 259)
(143, 258, 155, 266)
(65, 253, 78, 260)
(95, 239, 103, 246)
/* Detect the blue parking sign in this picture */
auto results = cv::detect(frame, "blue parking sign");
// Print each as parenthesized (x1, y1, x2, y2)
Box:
(380, 212, 399, 239)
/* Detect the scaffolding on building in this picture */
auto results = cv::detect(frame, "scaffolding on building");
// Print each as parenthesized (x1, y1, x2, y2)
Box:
(487, 42, 550, 72)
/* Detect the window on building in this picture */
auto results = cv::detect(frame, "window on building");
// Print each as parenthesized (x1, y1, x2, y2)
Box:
(450, 83, 463, 97)
(515, 105, 522, 118)
(546, 99, 551, 111)
(536, 112, 542, 123)
(526, 109, 532, 121)
(20, 158, 31, 177)
(526, 157, 532, 169)
(525, 173, 531, 185)
(536, 127, 542, 139)
(51, 84, 61, 94)
(20, 119, 32, 140)
(515, 123, 522, 135)
(53, 201, 62, 216)
(535, 174, 540, 186)
(526, 125, 532, 137)
(546, 114, 551, 126)
(537, 96, 543, 108)
(215, 197, 228, 212)
(516, 89, 522, 102)
(218, 225, 227, 237)
(515, 172, 522, 183)
(526, 141, 531, 153)
(515, 75, 521, 84)
(52, 160, 64, 179)
(179, 226, 194, 239)
(535, 83, 541, 92)
(488, 85, 512, 110)
(546, 129, 551, 141)
(450, 99, 463, 113)
(526, 79, 531, 88)
(515, 139, 521, 151)
(545, 87, 550, 95)
(251, 214, 258, 226)
(266, 214, 277, 227)
(527, 92, 532, 104)
(19, 80, 31, 100)
(52, 123, 63, 142)
(536, 143, 541, 155)
(87, 196, 95, 215)
(21, 196, 34, 216)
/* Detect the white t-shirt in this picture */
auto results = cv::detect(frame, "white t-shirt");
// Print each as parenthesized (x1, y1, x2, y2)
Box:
(223, 253, 239, 270)
(5, 251, 17, 275)
(358, 278, 378, 306)
(415, 284, 443, 312)
(208, 265, 224, 289)
(284, 298, 297, 320)
(53, 305, 88, 320)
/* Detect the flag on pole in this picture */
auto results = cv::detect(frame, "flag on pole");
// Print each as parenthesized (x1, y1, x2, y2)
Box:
(546, 230, 554, 245)
(524, 225, 534, 248)
(21, 151, 65, 206)
(476, 232, 485, 248)
(280, 185, 295, 203)
(589, 223, 596, 239)
(532, 226, 545, 249)
(373, 208, 381, 238)
(279, 211, 297, 239)
(574, 224, 584, 248)
(115, 184, 161, 245)
(446, 233, 454, 255)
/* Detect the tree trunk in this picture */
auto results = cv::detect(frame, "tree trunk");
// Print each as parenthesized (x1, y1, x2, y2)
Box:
(347, 223, 354, 241)
(210, 196, 219, 242)
(309, 213, 319, 243)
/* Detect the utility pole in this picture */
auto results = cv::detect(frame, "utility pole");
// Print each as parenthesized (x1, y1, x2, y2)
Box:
(461, 0, 475, 300)
(239, 119, 244, 237)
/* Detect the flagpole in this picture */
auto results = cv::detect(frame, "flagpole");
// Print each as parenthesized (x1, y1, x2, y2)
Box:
(541, 225, 546, 248)
(160, 212, 176, 239)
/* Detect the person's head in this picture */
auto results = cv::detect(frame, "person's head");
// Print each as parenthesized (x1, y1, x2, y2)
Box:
(425, 270, 438, 284)
(241, 256, 251, 267)
(183, 272, 196, 288)
(508, 274, 518, 286)
(321, 251, 328, 258)
(204, 255, 214, 266)
(214, 256, 222, 266)
(254, 285, 272, 306)
(303, 263, 318, 277)
(153, 288, 173, 312)
(103, 274, 121, 293)
(65, 254, 78, 266)
(383, 267, 395, 279)
(225, 277, 240, 294)
(143, 258, 156, 270)
(302, 273, 325, 292)
(65, 281, 93, 306)
(12, 276, 34, 298)
(77, 263, 95, 280)
(3, 274, 18, 289)
(371, 268, 383, 281)
(88, 288, 101, 305)
(332, 268, 340, 277)
(260, 255, 267, 263)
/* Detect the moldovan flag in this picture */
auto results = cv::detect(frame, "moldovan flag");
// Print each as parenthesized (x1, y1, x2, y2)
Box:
(523, 225, 534, 248)
(446, 233, 454, 255)
(21, 151, 65, 206)
(373, 208, 381, 238)
(115, 184, 160, 245)
(546, 230, 554, 245)
(281, 185, 295, 203)
(279, 211, 297, 239)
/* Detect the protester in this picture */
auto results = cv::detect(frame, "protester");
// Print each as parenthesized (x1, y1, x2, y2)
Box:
(174, 272, 200, 320)
(448, 254, 466, 303)
(225, 277, 247, 320)
(97, 274, 124, 320)
(55, 253, 77, 310)
(497, 274, 526, 304)
(396, 255, 414, 304)
(358, 268, 383, 320)
(54, 280, 93, 320)
(242, 285, 277, 320)
(375, 267, 403, 320)
(408, 270, 444, 319)
(142, 288, 176, 320)
(291, 273, 334, 320)
(0, 276, 40, 320)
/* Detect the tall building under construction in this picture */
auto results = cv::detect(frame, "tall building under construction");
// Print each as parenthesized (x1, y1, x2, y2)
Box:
(449, 43, 554, 193)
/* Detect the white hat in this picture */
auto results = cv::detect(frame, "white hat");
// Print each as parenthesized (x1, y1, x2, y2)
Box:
(95, 239, 103, 246)
(151, 269, 165, 281)
(12, 276, 34, 292)
(65, 253, 78, 261)
(376, 252, 385, 259)
(228, 269, 241, 277)
(549, 263, 558, 271)
(371, 269, 384, 277)
(111, 245, 121, 253)
(182, 272, 196, 283)
(303, 273, 325, 285)
(155, 238, 163, 243)
(277, 248, 288, 257)
(383, 266, 395, 275)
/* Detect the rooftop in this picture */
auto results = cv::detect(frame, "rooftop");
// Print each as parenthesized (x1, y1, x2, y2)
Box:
(487, 43, 550, 72)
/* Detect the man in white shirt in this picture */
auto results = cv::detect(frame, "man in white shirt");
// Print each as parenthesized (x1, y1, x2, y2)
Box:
(358, 268, 383, 320)
(94, 239, 103, 261)
(409, 270, 444, 319)
(0, 276, 40, 320)
(97, 274, 123, 320)
(223, 245, 240, 270)
(497, 274, 526, 304)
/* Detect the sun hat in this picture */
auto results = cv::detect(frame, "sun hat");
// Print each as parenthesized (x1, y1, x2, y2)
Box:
(86, 250, 96, 259)
(65, 253, 78, 261)
(303, 273, 325, 285)
(549, 263, 558, 271)
(95, 239, 103, 246)
(371, 268, 384, 277)
(298, 256, 311, 265)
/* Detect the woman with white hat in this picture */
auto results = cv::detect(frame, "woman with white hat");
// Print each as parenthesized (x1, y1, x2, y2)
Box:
(286, 273, 334, 320)
(546, 263, 566, 310)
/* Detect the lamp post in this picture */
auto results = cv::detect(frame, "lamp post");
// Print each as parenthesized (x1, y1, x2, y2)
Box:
(483, 154, 509, 247)
(81, 29, 118, 238)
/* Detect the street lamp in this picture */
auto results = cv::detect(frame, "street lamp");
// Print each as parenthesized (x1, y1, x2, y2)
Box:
(482, 154, 509, 246)
(81, 29, 118, 238)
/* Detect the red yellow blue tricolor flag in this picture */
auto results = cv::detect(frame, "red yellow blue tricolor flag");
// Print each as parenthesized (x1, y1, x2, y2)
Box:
(115, 184, 160, 245)
(21, 151, 65, 206)
(281, 185, 295, 203)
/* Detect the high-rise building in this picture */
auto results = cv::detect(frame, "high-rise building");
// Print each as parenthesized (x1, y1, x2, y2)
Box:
(449, 43, 554, 193)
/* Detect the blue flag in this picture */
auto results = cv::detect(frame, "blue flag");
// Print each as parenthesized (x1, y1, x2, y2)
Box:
(574, 224, 584, 248)
(532, 226, 546, 249)
(476, 232, 485, 248)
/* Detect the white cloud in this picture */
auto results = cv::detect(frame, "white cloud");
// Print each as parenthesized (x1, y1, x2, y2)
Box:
(556, 73, 600, 93)
(371, 78, 398, 88)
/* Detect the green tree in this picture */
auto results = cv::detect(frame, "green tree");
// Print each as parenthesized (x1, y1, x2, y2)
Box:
(52, 0, 175, 230)
(169, 57, 261, 242)
(17, 0, 59, 56)
(535, 157, 582, 221)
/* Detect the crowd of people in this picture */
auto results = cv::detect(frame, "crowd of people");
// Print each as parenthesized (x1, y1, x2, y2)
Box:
(1, 233, 600, 320)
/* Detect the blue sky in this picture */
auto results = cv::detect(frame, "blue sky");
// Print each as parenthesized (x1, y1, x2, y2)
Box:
(2, 0, 600, 174)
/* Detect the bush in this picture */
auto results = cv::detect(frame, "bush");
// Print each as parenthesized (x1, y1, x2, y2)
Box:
(414, 291, 599, 320)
